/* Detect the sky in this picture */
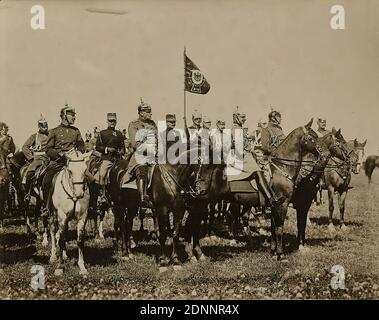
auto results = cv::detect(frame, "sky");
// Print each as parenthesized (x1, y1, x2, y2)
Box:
(0, 0, 378, 157)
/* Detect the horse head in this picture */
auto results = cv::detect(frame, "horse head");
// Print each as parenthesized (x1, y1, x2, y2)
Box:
(64, 150, 92, 200)
(347, 138, 366, 174)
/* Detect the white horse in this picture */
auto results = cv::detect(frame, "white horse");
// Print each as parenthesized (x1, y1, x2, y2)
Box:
(49, 149, 92, 275)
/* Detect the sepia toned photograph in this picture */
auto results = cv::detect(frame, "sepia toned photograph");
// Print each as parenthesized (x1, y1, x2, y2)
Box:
(0, 0, 378, 304)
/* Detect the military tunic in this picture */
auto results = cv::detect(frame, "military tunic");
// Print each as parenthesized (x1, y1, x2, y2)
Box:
(94, 128, 126, 185)
(22, 131, 49, 176)
(126, 118, 157, 178)
(45, 124, 85, 160)
(96, 128, 125, 161)
(260, 122, 286, 155)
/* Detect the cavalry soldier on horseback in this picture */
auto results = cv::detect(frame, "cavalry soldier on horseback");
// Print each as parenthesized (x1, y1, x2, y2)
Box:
(231, 107, 284, 207)
(95, 113, 125, 202)
(0, 122, 16, 159)
(210, 118, 226, 163)
(125, 99, 157, 208)
(22, 114, 49, 201)
(159, 113, 185, 163)
(316, 116, 330, 137)
(260, 110, 286, 155)
(41, 104, 86, 216)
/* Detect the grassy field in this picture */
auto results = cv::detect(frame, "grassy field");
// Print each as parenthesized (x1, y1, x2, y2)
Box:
(0, 171, 378, 300)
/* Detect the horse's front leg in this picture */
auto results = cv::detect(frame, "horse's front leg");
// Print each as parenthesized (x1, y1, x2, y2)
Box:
(49, 216, 57, 264)
(77, 214, 88, 275)
(328, 187, 335, 231)
(155, 205, 169, 268)
(338, 191, 348, 231)
(171, 208, 185, 268)
(192, 204, 207, 261)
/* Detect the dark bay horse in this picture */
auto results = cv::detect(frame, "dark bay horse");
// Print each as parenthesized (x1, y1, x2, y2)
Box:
(364, 155, 379, 183)
(292, 128, 346, 251)
(108, 150, 205, 268)
(196, 120, 346, 259)
(322, 137, 366, 231)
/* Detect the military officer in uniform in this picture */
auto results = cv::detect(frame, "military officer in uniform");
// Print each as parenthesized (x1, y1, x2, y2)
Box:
(231, 107, 284, 207)
(0, 122, 16, 158)
(41, 104, 86, 214)
(95, 113, 125, 202)
(316, 116, 330, 137)
(125, 100, 157, 207)
(159, 113, 184, 164)
(22, 115, 49, 201)
(210, 118, 226, 164)
(260, 110, 286, 155)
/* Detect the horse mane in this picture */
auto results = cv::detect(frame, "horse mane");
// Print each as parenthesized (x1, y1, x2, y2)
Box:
(272, 126, 304, 157)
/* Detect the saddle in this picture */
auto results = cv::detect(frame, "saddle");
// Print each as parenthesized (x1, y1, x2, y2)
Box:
(119, 165, 156, 190)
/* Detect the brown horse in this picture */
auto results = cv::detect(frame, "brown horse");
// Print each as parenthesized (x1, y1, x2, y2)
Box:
(364, 155, 379, 183)
(194, 120, 346, 260)
(108, 150, 206, 268)
(322, 136, 366, 231)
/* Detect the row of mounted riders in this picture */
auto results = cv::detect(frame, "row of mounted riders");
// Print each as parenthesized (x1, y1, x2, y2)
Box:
(0, 119, 366, 274)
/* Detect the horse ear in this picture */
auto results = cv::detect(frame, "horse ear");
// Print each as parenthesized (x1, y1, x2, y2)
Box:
(304, 118, 313, 130)
(337, 128, 341, 135)
(362, 139, 367, 147)
(331, 127, 336, 135)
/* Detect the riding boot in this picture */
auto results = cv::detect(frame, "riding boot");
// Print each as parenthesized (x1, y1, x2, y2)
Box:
(137, 176, 151, 208)
(23, 171, 34, 202)
(253, 171, 285, 207)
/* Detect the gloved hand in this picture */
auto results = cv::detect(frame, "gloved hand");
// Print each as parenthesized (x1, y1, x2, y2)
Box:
(106, 147, 116, 154)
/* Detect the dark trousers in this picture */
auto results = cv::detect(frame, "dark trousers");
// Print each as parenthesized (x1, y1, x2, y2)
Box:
(41, 160, 64, 204)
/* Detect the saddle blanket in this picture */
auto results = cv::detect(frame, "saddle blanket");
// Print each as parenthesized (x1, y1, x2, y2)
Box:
(229, 180, 258, 193)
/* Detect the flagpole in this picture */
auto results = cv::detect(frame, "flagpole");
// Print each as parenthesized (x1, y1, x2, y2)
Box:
(183, 46, 187, 130)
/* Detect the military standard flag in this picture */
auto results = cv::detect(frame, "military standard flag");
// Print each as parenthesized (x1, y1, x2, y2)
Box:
(184, 54, 210, 94)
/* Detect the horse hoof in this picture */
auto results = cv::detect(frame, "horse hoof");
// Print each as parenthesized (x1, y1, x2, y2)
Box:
(199, 254, 207, 261)
(173, 265, 183, 271)
(79, 269, 88, 276)
(159, 266, 168, 273)
(298, 245, 310, 253)
(190, 256, 198, 264)
(120, 255, 130, 262)
(229, 239, 237, 246)
(54, 268, 64, 276)
(328, 224, 336, 232)
(42, 238, 48, 247)
(49, 256, 57, 264)
(128, 253, 135, 260)
(130, 240, 137, 249)
(340, 224, 348, 232)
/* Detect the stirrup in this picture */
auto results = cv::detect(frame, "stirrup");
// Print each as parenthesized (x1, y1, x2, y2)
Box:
(41, 207, 49, 217)
(24, 193, 31, 203)
(270, 196, 285, 207)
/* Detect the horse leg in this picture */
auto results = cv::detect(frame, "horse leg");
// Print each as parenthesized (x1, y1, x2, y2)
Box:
(77, 216, 88, 275)
(156, 205, 169, 268)
(183, 210, 194, 262)
(171, 208, 185, 268)
(97, 209, 105, 240)
(126, 207, 137, 255)
(338, 191, 348, 231)
(327, 187, 335, 232)
(49, 217, 57, 264)
(272, 204, 288, 261)
(193, 204, 207, 261)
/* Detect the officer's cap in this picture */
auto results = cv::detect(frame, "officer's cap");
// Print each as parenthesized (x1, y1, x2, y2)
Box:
(107, 113, 117, 121)
(269, 110, 281, 119)
(192, 109, 202, 120)
(166, 114, 176, 122)
(203, 116, 211, 124)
